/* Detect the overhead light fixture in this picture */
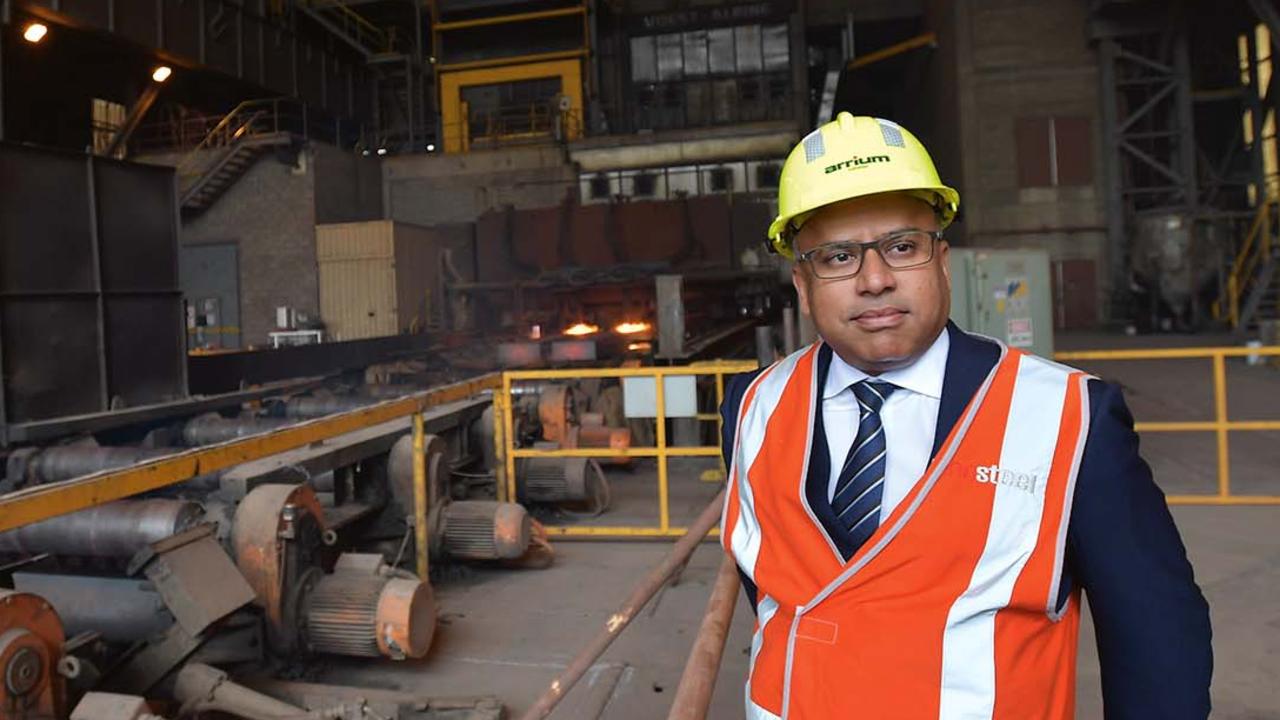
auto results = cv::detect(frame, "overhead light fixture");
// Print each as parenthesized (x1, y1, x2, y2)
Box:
(23, 22, 48, 43)
(614, 320, 651, 335)
(151, 65, 173, 83)
(376, 148, 388, 156)
(564, 322, 599, 336)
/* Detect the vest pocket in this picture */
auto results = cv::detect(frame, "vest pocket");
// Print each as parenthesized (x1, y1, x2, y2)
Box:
(794, 615, 839, 644)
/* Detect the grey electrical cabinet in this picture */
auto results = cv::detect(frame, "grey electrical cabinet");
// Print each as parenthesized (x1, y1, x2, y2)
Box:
(948, 248, 1054, 359)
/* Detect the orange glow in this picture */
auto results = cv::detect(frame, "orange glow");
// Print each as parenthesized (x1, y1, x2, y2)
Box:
(627, 341, 652, 352)
(564, 322, 599, 336)
(614, 321, 651, 335)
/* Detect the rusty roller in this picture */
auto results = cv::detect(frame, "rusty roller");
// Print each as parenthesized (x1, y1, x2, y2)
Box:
(438, 501, 531, 561)
(515, 457, 610, 515)
(537, 385, 577, 444)
(0, 590, 67, 720)
(576, 424, 633, 466)
(303, 555, 436, 661)
(387, 432, 449, 520)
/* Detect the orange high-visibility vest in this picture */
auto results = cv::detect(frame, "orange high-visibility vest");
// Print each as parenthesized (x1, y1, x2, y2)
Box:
(722, 340, 1091, 719)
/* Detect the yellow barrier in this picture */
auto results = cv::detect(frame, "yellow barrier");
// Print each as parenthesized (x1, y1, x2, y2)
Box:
(1054, 345, 1280, 505)
(497, 361, 758, 539)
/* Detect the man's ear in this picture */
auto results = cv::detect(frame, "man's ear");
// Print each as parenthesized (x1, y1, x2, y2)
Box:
(792, 265, 811, 317)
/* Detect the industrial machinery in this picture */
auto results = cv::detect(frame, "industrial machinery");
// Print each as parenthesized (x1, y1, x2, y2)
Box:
(0, 589, 68, 720)
(0, 377, 539, 719)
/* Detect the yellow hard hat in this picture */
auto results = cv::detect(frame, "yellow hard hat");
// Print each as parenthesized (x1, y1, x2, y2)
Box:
(768, 113, 960, 258)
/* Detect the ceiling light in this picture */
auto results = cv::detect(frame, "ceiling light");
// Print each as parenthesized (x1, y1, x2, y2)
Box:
(23, 22, 48, 43)
(152, 65, 173, 83)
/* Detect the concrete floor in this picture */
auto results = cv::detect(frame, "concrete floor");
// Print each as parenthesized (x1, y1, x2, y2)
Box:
(321, 332, 1280, 718)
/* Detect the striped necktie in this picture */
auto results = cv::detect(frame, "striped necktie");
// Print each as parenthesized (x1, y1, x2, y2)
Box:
(831, 380, 897, 552)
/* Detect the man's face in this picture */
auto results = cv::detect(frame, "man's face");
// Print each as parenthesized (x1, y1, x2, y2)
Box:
(791, 192, 951, 374)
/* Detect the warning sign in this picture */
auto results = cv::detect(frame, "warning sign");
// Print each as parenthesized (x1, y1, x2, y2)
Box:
(1008, 318, 1034, 348)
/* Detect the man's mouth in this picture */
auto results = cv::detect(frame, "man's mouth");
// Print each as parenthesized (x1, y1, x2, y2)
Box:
(851, 307, 907, 329)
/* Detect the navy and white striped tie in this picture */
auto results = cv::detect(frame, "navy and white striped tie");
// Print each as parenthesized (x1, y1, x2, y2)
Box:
(831, 380, 897, 552)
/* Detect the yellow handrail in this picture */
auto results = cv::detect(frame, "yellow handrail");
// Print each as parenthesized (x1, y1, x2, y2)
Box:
(498, 361, 758, 539)
(1054, 345, 1280, 505)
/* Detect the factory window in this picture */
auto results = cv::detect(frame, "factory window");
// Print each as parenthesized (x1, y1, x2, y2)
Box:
(683, 30, 709, 77)
(657, 33, 684, 81)
(708, 28, 736, 74)
(708, 167, 732, 192)
(734, 26, 763, 72)
(91, 98, 126, 157)
(590, 174, 612, 199)
(763, 24, 789, 72)
(633, 172, 657, 197)
(629, 23, 789, 82)
(1015, 116, 1093, 188)
(631, 36, 657, 82)
(755, 163, 780, 189)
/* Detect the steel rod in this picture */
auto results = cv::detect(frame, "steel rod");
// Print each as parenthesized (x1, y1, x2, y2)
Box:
(666, 555, 740, 720)
(518, 489, 726, 720)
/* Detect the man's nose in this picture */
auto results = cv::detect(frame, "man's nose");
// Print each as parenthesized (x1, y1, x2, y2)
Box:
(857, 247, 897, 295)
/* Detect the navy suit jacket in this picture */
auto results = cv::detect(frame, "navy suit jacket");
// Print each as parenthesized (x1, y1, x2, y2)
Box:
(720, 323, 1213, 718)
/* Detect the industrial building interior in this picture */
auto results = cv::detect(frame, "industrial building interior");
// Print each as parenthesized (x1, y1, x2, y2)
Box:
(0, 0, 1279, 718)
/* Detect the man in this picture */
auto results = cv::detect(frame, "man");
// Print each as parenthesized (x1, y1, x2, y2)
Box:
(719, 114, 1212, 719)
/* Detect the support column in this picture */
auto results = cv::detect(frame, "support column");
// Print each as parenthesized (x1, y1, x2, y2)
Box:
(1097, 39, 1128, 315)
(655, 275, 685, 360)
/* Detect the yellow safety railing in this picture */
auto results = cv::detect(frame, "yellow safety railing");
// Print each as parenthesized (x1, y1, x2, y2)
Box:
(495, 361, 758, 539)
(1054, 345, 1280, 505)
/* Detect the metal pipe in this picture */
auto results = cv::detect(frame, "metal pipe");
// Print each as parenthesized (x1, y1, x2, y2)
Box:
(782, 306, 798, 355)
(12, 572, 171, 642)
(754, 326, 774, 366)
(666, 556, 740, 720)
(518, 489, 725, 720)
(0, 499, 203, 558)
(173, 663, 309, 719)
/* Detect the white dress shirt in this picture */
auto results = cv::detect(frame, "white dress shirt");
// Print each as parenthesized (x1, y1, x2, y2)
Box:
(823, 328, 950, 523)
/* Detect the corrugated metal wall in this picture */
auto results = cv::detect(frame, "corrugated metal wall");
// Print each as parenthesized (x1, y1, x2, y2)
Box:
(317, 221, 399, 341)
(317, 220, 472, 340)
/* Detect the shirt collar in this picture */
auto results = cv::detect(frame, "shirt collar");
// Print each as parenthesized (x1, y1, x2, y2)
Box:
(822, 326, 950, 400)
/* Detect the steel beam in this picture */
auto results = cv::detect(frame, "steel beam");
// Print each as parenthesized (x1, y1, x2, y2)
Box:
(1248, 0, 1280, 56)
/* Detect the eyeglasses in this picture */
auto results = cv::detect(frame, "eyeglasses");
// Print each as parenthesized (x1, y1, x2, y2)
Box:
(795, 230, 942, 280)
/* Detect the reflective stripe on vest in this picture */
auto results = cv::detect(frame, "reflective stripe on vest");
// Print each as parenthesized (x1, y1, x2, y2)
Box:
(721, 340, 1091, 719)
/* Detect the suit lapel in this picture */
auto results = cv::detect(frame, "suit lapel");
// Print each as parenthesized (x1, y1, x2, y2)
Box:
(932, 322, 1002, 460)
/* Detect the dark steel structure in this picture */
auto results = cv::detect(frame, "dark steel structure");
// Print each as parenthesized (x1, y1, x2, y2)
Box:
(0, 142, 186, 440)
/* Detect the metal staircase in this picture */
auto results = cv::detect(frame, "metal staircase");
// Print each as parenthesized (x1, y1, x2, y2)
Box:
(1215, 199, 1280, 331)
(176, 101, 297, 216)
